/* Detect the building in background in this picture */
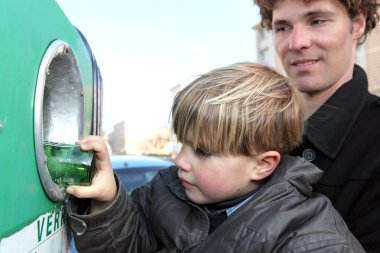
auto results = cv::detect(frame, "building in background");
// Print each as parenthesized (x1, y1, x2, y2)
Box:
(254, 24, 380, 95)
(107, 120, 172, 156)
(254, 24, 285, 75)
(108, 121, 127, 154)
(106, 83, 183, 157)
(366, 26, 380, 94)
(169, 84, 183, 158)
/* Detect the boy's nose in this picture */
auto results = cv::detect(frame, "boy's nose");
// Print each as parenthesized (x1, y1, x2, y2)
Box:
(175, 148, 191, 172)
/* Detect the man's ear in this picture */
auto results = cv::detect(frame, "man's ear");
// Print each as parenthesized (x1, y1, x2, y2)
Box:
(352, 10, 367, 39)
(251, 151, 281, 181)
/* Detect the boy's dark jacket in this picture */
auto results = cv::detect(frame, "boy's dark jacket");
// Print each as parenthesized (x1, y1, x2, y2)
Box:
(68, 155, 364, 253)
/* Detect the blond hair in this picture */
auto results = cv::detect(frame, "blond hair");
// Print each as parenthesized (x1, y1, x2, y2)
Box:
(171, 62, 304, 156)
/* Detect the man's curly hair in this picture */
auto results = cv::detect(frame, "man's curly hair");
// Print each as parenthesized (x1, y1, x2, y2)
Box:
(254, 0, 380, 43)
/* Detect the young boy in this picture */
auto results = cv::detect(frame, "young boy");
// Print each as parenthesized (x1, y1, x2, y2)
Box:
(67, 63, 364, 252)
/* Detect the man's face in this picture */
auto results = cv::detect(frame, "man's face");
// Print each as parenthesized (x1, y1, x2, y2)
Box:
(272, 0, 365, 97)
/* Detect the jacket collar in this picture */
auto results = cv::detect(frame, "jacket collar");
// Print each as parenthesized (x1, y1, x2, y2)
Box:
(161, 155, 322, 201)
(159, 166, 188, 201)
(304, 65, 368, 159)
(269, 155, 323, 197)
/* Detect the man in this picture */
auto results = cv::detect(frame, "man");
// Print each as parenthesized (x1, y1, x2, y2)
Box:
(254, 0, 380, 251)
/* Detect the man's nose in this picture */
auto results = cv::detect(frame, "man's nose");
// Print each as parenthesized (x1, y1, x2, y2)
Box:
(289, 25, 311, 51)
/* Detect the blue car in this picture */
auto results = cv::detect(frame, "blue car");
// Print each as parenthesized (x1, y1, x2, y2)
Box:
(111, 155, 174, 193)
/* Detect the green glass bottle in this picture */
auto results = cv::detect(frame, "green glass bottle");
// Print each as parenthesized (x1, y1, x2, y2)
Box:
(44, 141, 94, 187)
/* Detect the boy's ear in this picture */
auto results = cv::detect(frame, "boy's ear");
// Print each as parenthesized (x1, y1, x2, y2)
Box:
(250, 151, 281, 181)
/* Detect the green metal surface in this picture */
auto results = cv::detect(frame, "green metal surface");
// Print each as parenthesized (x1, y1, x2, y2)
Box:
(0, 0, 94, 238)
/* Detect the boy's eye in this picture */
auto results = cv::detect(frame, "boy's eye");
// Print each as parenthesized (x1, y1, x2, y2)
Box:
(195, 147, 211, 158)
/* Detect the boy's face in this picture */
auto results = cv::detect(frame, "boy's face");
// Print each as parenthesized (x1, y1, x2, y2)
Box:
(272, 0, 365, 97)
(175, 137, 259, 205)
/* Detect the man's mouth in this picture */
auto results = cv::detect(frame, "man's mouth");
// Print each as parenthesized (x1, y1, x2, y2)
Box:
(292, 59, 318, 67)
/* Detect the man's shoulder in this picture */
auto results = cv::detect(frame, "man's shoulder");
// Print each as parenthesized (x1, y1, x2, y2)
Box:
(365, 90, 380, 107)
(358, 90, 380, 123)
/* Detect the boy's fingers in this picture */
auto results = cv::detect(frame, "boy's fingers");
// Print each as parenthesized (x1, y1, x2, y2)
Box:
(79, 138, 104, 151)
(75, 136, 111, 166)
(66, 185, 100, 199)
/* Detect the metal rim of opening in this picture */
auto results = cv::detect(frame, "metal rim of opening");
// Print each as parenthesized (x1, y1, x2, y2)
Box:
(34, 40, 84, 202)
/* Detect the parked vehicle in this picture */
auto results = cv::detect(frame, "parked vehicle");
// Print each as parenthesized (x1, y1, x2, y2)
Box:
(111, 155, 174, 193)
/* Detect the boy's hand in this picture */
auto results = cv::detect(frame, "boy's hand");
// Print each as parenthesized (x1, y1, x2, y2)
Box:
(66, 135, 117, 213)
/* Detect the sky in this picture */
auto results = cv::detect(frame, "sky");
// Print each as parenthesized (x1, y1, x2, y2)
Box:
(56, 0, 261, 141)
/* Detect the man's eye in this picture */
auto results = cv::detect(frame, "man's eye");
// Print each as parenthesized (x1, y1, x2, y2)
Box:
(274, 26, 288, 33)
(311, 19, 326, 25)
(195, 147, 211, 158)
(274, 25, 293, 33)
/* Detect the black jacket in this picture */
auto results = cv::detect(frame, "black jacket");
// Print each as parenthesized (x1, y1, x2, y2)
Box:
(290, 65, 380, 252)
(68, 156, 364, 252)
